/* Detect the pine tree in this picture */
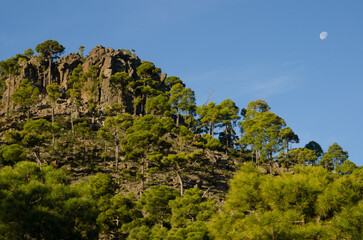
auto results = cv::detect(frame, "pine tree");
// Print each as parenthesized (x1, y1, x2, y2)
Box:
(11, 79, 40, 119)
(35, 40, 65, 86)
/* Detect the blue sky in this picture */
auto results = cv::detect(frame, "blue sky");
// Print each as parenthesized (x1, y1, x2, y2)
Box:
(1, 0, 362, 165)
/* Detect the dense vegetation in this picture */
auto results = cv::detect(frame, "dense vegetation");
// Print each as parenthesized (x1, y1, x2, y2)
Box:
(0, 41, 361, 239)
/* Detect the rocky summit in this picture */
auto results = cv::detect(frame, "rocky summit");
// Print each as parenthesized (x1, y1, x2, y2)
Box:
(0, 46, 155, 118)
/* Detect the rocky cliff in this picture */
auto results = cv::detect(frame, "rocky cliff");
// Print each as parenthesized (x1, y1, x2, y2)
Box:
(1, 45, 167, 118)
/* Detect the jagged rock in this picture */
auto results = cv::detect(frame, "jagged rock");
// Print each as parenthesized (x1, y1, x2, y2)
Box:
(57, 53, 82, 88)
(160, 73, 167, 82)
(21, 57, 43, 88)
(81, 46, 143, 107)
(1, 45, 167, 118)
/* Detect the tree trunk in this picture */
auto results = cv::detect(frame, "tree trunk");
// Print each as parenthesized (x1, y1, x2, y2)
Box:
(52, 105, 55, 148)
(176, 109, 180, 126)
(52, 104, 55, 124)
(176, 170, 184, 196)
(140, 99, 144, 116)
(115, 142, 119, 172)
(104, 141, 107, 168)
(70, 104, 74, 135)
(34, 150, 41, 166)
(225, 126, 230, 148)
(117, 93, 121, 104)
(48, 57, 52, 86)
(141, 158, 145, 190)
(6, 76, 10, 116)
(11, 77, 14, 112)
(83, 142, 86, 163)
(133, 104, 137, 116)
(269, 152, 273, 175)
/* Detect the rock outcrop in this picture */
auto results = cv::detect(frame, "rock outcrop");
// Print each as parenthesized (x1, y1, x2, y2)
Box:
(82, 46, 141, 107)
(1, 46, 165, 117)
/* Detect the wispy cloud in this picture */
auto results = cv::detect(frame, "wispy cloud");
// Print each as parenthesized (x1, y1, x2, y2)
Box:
(243, 74, 298, 98)
(184, 60, 302, 104)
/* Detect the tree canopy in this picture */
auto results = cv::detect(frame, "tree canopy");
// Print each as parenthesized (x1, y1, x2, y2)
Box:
(0, 43, 361, 240)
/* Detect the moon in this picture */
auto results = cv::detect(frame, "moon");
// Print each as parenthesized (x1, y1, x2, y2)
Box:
(320, 31, 328, 40)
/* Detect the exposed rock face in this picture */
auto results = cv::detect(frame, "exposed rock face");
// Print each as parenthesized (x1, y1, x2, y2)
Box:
(0, 46, 162, 117)
(57, 53, 83, 89)
(82, 46, 141, 107)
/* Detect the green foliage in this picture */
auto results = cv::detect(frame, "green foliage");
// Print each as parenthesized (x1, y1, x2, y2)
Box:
(35, 40, 65, 59)
(218, 99, 240, 147)
(136, 61, 161, 80)
(126, 115, 177, 138)
(89, 173, 116, 197)
(167, 221, 212, 240)
(0, 76, 5, 96)
(97, 193, 142, 236)
(197, 99, 239, 141)
(127, 225, 152, 240)
(279, 126, 299, 150)
(219, 99, 240, 127)
(46, 82, 60, 124)
(165, 76, 184, 90)
(319, 142, 349, 171)
(22, 48, 34, 58)
(244, 99, 270, 116)
(78, 45, 85, 58)
(67, 63, 84, 127)
(279, 148, 318, 167)
(328, 200, 363, 239)
(68, 64, 84, 91)
(22, 119, 53, 146)
(169, 83, 196, 126)
(11, 79, 40, 117)
(197, 102, 221, 136)
(98, 114, 134, 171)
(5, 119, 55, 164)
(100, 114, 134, 140)
(316, 173, 361, 220)
(223, 163, 266, 214)
(210, 163, 362, 239)
(83, 65, 102, 117)
(46, 82, 60, 104)
(241, 111, 286, 163)
(110, 72, 133, 109)
(336, 159, 357, 174)
(169, 188, 217, 228)
(0, 55, 22, 77)
(161, 153, 191, 195)
(195, 134, 223, 152)
(1, 44, 361, 240)
(134, 61, 163, 115)
(239, 100, 300, 167)
(0, 144, 26, 166)
(139, 186, 179, 226)
(122, 116, 176, 188)
(305, 140, 324, 157)
(0, 162, 98, 239)
(105, 103, 125, 116)
(73, 121, 91, 140)
(145, 93, 171, 115)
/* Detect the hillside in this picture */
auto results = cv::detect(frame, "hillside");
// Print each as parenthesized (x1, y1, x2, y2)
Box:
(0, 40, 361, 240)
